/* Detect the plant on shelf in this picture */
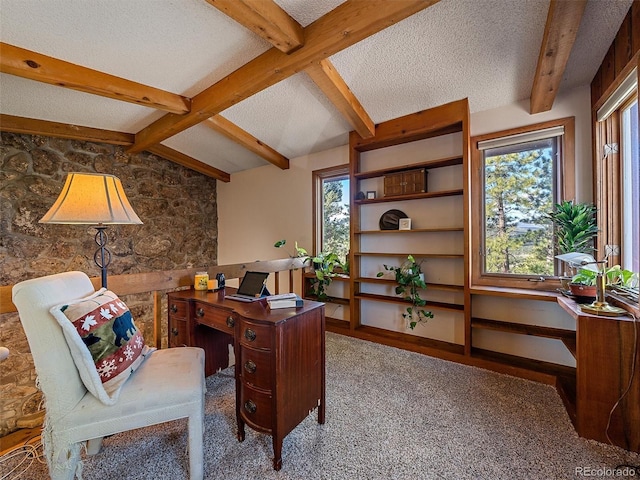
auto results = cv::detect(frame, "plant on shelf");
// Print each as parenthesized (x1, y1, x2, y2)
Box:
(569, 265, 638, 298)
(377, 255, 434, 330)
(274, 240, 342, 301)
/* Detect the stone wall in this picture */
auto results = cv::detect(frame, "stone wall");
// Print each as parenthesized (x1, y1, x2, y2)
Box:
(0, 132, 219, 436)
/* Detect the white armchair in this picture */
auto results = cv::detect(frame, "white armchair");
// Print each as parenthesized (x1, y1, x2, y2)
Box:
(12, 271, 205, 480)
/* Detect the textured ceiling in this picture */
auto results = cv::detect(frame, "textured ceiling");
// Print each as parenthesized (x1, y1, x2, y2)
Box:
(0, 0, 632, 176)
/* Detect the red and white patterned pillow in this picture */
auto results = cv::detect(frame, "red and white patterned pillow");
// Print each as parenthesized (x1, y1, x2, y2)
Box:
(50, 288, 154, 405)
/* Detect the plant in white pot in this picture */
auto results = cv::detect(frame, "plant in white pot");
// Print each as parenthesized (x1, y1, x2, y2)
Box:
(377, 255, 433, 330)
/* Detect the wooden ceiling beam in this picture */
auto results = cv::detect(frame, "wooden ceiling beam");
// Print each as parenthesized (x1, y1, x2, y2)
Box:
(305, 59, 375, 138)
(0, 42, 191, 114)
(147, 144, 231, 182)
(530, 0, 587, 114)
(0, 114, 135, 145)
(128, 0, 439, 154)
(0, 114, 230, 181)
(204, 115, 289, 169)
(206, 0, 304, 54)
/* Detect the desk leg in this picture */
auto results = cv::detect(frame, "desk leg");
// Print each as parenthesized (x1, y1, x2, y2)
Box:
(272, 437, 282, 471)
(237, 420, 245, 442)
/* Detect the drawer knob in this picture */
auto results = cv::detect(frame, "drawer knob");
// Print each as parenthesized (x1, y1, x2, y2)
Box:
(244, 360, 256, 374)
(171, 327, 179, 336)
(244, 400, 257, 414)
(196, 308, 204, 318)
(244, 328, 256, 342)
(226, 316, 235, 328)
(170, 304, 178, 313)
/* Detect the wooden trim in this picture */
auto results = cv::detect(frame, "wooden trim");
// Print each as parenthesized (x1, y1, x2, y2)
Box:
(153, 291, 162, 349)
(530, 0, 587, 114)
(0, 257, 308, 315)
(128, 0, 440, 153)
(0, 114, 134, 146)
(311, 164, 350, 256)
(206, 0, 304, 54)
(470, 116, 575, 290)
(0, 42, 190, 114)
(592, 52, 639, 114)
(470, 286, 559, 301)
(203, 115, 289, 169)
(146, 144, 231, 182)
(305, 59, 375, 138)
(351, 99, 466, 151)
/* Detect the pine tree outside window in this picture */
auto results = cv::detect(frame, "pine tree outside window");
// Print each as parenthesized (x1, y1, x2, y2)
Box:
(471, 118, 575, 289)
(312, 165, 350, 265)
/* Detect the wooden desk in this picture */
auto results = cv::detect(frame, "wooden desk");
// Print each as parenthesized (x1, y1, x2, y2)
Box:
(557, 296, 639, 453)
(167, 288, 326, 470)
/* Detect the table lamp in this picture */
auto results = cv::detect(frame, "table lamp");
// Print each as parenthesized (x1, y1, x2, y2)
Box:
(40, 172, 143, 288)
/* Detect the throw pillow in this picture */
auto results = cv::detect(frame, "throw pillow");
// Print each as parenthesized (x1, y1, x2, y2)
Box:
(50, 288, 154, 405)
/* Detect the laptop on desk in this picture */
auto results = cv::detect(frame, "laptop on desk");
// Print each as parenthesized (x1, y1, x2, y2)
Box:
(225, 271, 270, 302)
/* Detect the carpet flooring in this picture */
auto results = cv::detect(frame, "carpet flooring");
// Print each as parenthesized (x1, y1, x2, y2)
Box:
(12, 332, 640, 479)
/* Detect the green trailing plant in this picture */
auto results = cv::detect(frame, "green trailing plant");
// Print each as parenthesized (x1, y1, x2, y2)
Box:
(377, 255, 433, 330)
(274, 239, 308, 259)
(309, 251, 340, 301)
(274, 240, 343, 301)
(548, 201, 598, 255)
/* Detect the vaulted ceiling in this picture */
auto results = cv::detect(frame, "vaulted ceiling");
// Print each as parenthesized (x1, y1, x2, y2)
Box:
(0, 0, 632, 182)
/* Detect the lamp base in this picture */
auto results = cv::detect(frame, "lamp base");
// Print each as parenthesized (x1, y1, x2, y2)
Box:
(579, 301, 627, 317)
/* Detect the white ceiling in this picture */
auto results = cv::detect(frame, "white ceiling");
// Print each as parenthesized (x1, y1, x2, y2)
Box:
(0, 0, 632, 176)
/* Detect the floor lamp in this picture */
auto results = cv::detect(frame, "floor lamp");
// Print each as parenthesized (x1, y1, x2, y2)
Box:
(40, 172, 143, 289)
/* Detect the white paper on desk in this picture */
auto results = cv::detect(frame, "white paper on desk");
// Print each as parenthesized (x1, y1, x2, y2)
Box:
(555, 252, 598, 271)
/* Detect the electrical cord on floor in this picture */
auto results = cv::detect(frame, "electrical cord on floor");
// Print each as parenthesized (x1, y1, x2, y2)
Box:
(605, 309, 639, 472)
(0, 435, 45, 480)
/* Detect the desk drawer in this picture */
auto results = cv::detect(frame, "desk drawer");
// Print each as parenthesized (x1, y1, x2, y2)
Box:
(168, 299, 187, 319)
(238, 347, 272, 390)
(168, 317, 188, 347)
(239, 383, 273, 432)
(239, 320, 272, 350)
(194, 303, 236, 333)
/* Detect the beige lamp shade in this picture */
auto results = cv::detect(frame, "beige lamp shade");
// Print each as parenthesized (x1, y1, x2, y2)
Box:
(40, 172, 143, 225)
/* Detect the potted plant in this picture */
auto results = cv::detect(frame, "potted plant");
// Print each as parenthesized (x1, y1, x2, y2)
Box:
(569, 265, 638, 299)
(548, 200, 598, 288)
(569, 268, 598, 299)
(274, 240, 341, 301)
(377, 255, 433, 329)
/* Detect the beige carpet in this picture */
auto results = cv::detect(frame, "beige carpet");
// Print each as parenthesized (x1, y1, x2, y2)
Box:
(7, 332, 640, 479)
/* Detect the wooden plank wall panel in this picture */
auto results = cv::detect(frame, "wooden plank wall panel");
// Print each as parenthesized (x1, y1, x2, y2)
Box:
(591, 1, 639, 105)
(614, 14, 632, 77)
(633, 1, 640, 55)
(601, 44, 617, 92)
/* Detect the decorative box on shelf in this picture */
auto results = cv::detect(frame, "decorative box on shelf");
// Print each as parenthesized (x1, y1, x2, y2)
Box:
(384, 168, 427, 197)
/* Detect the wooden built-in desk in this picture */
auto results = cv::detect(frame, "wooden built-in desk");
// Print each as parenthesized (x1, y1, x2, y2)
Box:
(167, 288, 326, 470)
(557, 296, 639, 453)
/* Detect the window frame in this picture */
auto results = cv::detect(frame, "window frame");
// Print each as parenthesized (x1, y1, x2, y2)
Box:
(312, 164, 350, 260)
(619, 95, 639, 273)
(592, 65, 640, 272)
(470, 117, 576, 290)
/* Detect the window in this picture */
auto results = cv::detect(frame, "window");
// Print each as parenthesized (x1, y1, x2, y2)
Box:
(621, 98, 639, 274)
(312, 165, 350, 264)
(471, 117, 575, 289)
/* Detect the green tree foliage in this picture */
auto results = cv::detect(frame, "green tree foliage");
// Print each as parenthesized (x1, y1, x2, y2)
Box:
(484, 147, 554, 275)
(322, 178, 350, 262)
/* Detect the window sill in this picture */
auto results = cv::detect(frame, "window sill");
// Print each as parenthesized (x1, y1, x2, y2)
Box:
(470, 285, 559, 302)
